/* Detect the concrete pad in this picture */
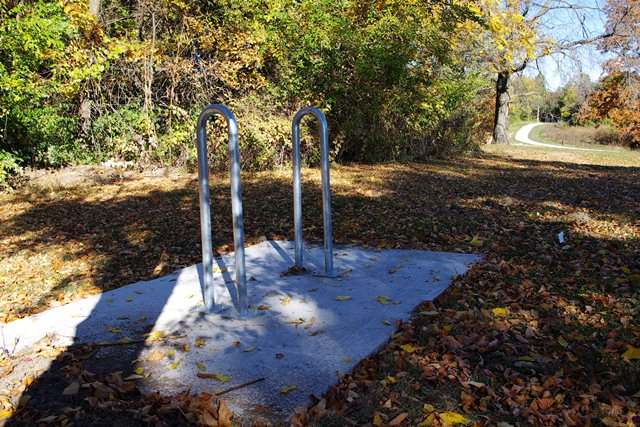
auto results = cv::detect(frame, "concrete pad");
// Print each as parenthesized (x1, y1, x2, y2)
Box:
(0, 241, 479, 421)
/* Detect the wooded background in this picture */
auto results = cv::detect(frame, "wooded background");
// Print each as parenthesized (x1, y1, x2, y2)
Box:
(0, 0, 637, 185)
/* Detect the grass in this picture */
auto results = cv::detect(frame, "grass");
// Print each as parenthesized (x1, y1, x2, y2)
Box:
(529, 122, 624, 150)
(1, 144, 639, 425)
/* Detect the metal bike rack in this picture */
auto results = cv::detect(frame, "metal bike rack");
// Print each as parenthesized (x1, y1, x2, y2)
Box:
(196, 104, 247, 315)
(292, 107, 335, 277)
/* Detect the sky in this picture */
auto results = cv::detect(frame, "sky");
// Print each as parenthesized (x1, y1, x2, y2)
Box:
(523, 0, 611, 91)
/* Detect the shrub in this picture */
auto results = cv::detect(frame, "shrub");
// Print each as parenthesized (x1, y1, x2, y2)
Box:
(91, 107, 155, 162)
(0, 150, 20, 189)
(593, 126, 620, 146)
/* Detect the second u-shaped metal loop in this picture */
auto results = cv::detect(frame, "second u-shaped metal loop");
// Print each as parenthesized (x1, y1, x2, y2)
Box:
(292, 107, 335, 277)
(196, 104, 247, 315)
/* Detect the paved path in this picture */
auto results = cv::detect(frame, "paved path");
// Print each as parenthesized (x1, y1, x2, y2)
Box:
(1, 240, 478, 422)
(515, 122, 613, 152)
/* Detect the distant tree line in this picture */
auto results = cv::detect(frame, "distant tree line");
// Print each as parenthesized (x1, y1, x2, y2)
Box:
(510, 70, 640, 148)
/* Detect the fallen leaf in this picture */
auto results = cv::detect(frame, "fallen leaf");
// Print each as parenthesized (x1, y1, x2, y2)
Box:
(148, 330, 166, 342)
(195, 338, 206, 348)
(280, 384, 298, 395)
(389, 412, 409, 425)
(146, 349, 165, 361)
(376, 295, 392, 304)
(622, 345, 640, 361)
(385, 376, 398, 384)
(469, 235, 483, 247)
(257, 304, 271, 311)
(197, 372, 231, 382)
(62, 381, 80, 396)
(400, 343, 418, 353)
(280, 296, 292, 305)
(423, 403, 435, 413)
(438, 411, 470, 425)
(492, 307, 509, 317)
(335, 295, 352, 301)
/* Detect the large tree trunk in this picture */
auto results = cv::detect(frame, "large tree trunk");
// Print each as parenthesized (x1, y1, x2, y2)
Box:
(492, 71, 511, 144)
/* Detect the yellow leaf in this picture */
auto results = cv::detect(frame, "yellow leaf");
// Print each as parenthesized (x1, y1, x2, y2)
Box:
(280, 384, 298, 395)
(182, 344, 190, 353)
(195, 338, 206, 348)
(134, 367, 144, 375)
(400, 344, 418, 353)
(469, 235, 483, 247)
(196, 362, 206, 371)
(257, 304, 271, 311)
(108, 327, 121, 334)
(0, 409, 13, 420)
(622, 345, 640, 361)
(335, 295, 352, 301)
(148, 330, 166, 342)
(376, 295, 392, 305)
(385, 376, 398, 384)
(373, 414, 384, 427)
(438, 411, 470, 425)
(197, 372, 231, 382)
(280, 296, 292, 305)
(558, 336, 569, 348)
(492, 307, 509, 317)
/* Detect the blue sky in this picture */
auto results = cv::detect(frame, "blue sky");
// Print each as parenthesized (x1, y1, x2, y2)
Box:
(523, 0, 611, 90)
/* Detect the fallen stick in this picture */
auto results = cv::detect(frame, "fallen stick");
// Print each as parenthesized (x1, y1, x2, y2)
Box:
(215, 378, 265, 396)
(87, 335, 187, 348)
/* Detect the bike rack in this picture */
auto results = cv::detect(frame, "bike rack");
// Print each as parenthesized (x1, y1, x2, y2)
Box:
(196, 104, 247, 315)
(292, 107, 335, 277)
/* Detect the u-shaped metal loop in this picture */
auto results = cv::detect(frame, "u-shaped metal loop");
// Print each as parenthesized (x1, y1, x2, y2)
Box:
(292, 107, 334, 277)
(196, 104, 247, 315)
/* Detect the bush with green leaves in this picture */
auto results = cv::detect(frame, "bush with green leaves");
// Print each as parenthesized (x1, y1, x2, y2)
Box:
(0, 149, 20, 188)
(0, 0, 491, 178)
(0, 1, 83, 167)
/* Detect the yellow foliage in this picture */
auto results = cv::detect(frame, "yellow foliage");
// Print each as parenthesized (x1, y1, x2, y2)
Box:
(438, 411, 470, 425)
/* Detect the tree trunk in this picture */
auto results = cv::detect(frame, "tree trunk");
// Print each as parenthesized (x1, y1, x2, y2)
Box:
(492, 71, 511, 144)
(88, 0, 101, 17)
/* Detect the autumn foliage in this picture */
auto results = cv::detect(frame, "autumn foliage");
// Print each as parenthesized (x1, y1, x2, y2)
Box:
(580, 72, 640, 148)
